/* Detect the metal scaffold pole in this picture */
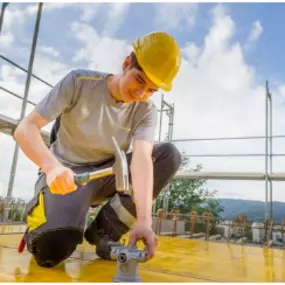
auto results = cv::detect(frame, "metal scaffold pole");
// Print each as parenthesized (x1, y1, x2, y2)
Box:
(267, 81, 273, 221)
(152, 94, 175, 216)
(162, 99, 174, 215)
(158, 94, 164, 142)
(152, 94, 165, 215)
(269, 92, 273, 221)
(264, 80, 274, 222)
(0, 3, 9, 34)
(4, 3, 43, 220)
(265, 80, 269, 222)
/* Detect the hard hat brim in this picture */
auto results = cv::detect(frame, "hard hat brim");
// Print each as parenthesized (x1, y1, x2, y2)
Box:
(143, 69, 173, 92)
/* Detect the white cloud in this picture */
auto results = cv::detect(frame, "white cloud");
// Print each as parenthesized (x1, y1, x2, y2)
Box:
(0, 64, 26, 119)
(2, 4, 38, 30)
(74, 3, 130, 36)
(43, 3, 71, 11)
(0, 4, 38, 51)
(0, 32, 14, 50)
(80, 5, 100, 22)
(102, 3, 130, 37)
(71, 22, 131, 72)
(154, 3, 198, 30)
(1, 3, 285, 207)
(69, 3, 132, 70)
(32, 55, 69, 85)
(40, 46, 60, 57)
(248, 20, 263, 43)
(244, 20, 263, 51)
(203, 5, 235, 56)
(182, 43, 201, 65)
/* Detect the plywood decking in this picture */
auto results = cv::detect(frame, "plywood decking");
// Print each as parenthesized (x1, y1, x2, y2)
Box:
(0, 224, 284, 282)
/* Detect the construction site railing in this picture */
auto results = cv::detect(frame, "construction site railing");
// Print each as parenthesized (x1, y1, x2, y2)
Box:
(1, 202, 284, 250)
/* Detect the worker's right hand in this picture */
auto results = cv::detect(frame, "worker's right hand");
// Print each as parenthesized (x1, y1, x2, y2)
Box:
(45, 165, 77, 195)
(128, 220, 158, 259)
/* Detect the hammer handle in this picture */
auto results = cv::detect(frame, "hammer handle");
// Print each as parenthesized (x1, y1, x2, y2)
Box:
(74, 167, 114, 186)
(74, 173, 90, 185)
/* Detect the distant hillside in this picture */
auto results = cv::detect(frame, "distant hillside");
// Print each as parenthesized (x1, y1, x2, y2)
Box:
(219, 199, 285, 222)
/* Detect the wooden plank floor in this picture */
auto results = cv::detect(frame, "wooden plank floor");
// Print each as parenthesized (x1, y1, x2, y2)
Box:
(0, 224, 284, 282)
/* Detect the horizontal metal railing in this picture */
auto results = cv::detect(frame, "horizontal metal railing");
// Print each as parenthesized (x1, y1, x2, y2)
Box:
(1, 200, 283, 250)
(0, 113, 50, 144)
(182, 153, 285, 157)
(175, 171, 285, 181)
(151, 212, 283, 248)
(0, 55, 52, 108)
(172, 134, 285, 142)
(0, 54, 53, 88)
(0, 86, 37, 106)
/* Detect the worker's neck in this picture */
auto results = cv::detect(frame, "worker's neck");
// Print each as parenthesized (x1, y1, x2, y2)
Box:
(107, 75, 124, 103)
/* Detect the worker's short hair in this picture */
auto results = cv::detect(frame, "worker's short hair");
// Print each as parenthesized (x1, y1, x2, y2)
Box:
(130, 52, 142, 71)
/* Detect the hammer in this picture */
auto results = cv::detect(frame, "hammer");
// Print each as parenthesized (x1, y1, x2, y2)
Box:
(74, 136, 130, 193)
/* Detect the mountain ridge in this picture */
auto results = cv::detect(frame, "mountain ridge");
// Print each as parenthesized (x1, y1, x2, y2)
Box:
(219, 198, 285, 222)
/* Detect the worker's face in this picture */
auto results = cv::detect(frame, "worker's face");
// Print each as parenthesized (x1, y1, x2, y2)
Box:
(118, 56, 159, 103)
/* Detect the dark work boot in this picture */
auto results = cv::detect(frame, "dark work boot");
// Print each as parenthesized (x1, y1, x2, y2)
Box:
(84, 194, 134, 260)
(95, 235, 115, 260)
(84, 218, 116, 260)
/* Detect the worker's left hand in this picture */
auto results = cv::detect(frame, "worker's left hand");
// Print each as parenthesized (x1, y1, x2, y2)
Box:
(128, 220, 158, 259)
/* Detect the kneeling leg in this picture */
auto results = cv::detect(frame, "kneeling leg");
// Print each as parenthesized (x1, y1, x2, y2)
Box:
(25, 168, 99, 267)
(84, 142, 181, 259)
(28, 229, 82, 268)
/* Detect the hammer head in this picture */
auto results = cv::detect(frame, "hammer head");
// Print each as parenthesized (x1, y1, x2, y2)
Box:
(112, 136, 130, 193)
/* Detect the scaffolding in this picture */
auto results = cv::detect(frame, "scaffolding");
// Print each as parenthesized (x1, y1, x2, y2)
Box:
(0, 2, 283, 224)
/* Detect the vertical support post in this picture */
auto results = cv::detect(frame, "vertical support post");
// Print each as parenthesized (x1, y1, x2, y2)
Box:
(163, 195, 169, 217)
(171, 103, 175, 141)
(267, 82, 273, 221)
(265, 80, 269, 222)
(153, 93, 164, 216)
(168, 103, 174, 142)
(0, 3, 9, 34)
(158, 94, 164, 142)
(4, 3, 43, 220)
(162, 101, 174, 216)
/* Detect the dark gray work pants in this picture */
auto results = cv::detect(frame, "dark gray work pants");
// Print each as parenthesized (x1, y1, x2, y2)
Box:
(24, 142, 181, 267)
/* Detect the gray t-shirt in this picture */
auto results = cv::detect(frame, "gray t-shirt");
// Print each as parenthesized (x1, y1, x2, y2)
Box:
(35, 69, 158, 166)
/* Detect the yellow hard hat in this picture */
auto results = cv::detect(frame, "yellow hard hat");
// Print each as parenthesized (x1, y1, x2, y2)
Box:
(132, 31, 181, 92)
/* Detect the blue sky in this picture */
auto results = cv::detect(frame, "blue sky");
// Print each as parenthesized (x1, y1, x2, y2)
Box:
(2, 2, 284, 85)
(2, 2, 283, 88)
(228, 3, 285, 86)
(2, 2, 285, 202)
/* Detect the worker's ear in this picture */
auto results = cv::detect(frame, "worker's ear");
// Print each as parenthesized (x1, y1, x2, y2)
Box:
(122, 55, 132, 72)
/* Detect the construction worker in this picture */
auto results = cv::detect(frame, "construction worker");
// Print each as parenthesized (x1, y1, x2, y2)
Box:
(14, 31, 182, 268)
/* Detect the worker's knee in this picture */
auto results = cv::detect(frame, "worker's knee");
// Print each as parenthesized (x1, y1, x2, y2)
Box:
(152, 143, 181, 198)
(28, 229, 82, 268)
(154, 142, 181, 172)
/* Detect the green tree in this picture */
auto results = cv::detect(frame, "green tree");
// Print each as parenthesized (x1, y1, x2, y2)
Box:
(204, 198, 224, 218)
(155, 153, 223, 218)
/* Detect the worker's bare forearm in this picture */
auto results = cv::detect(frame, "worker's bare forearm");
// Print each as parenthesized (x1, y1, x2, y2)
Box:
(14, 122, 61, 173)
(130, 153, 154, 226)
